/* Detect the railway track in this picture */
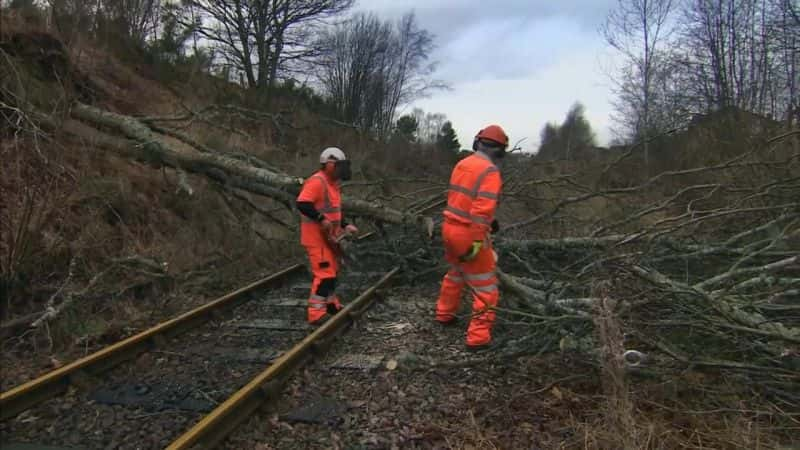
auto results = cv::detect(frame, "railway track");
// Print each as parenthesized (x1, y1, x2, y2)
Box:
(1, 200, 445, 449)
(1, 257, 400, 449)
(0, 265, 304, 422)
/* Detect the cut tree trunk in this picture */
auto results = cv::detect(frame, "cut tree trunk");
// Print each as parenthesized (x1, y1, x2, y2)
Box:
(69, 103, 422, 226)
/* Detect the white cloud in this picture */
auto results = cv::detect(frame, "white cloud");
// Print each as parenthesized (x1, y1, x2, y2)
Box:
(436, 15, 590, 82)
(355, 0, 625, 151)
(409, 44, 618, 152)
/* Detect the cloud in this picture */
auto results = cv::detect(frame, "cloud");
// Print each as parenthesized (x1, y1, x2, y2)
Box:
(359, 0, 617, 80)
(355, 0, 623, 151)
(435, 16, 592, 82)
(409, 45, 617, 151)
(359, 0, 617, 37)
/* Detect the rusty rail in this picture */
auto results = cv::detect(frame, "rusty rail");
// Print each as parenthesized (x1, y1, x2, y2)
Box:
(1, 199, 436, 425)
(166, 267, 400, 450)
(0, 264, 304, 421)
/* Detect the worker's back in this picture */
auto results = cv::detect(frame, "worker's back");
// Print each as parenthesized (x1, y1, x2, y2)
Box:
(444, 152, 501, 227)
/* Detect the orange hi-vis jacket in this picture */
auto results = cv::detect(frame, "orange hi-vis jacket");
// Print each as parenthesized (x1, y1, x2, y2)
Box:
(443, 151, 502, 239)
(297, 170, 342, 247)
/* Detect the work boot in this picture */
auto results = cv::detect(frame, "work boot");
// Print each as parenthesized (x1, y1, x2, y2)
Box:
(325, 298, 343, 316)
(307, 308, 327, 325)
(308, 313, 328, 325)
(436, 316, 459, 326)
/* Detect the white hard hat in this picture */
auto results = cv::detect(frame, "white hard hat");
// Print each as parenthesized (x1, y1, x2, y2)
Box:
(320, 147, 347, 164)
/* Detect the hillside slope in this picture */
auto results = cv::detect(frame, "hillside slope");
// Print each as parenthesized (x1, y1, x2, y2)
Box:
(0, 14, 452, 375)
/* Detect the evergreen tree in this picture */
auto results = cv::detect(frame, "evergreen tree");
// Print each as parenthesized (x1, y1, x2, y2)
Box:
(436, 121, 460, 152)
(560, 102, 596, 160)
(395, 115, 418, 142)
(536, 102, 596, 160)
(537, 122, 561, 159)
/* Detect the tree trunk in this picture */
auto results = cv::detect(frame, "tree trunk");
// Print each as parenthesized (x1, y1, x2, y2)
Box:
(69, 103, 421, 225)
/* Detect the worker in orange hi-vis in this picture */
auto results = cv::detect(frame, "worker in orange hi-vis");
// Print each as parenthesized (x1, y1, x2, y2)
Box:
(436, 125, 508, 350)
(295, 147, 358, 324)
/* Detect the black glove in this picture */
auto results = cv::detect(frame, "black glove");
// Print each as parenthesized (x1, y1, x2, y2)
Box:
(491, 219, 499, 234)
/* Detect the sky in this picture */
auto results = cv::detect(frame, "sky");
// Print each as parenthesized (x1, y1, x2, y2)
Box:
(357, 0, 622, 152)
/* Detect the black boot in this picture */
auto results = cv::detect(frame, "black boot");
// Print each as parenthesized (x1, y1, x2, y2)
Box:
(327, 303, 342, 316)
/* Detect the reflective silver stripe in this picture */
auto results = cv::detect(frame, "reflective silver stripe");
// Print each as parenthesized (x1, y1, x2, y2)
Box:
(471, 215, 491, 225)
(473, 166, 498, 193)
(472, 284, 498, 293)
(445, 274, 464, 283)
(309, 294, 326, 309)
(445, 206, 492, 225)
(450, 185, 499, 200)
(465, 272, 495, 281)
(445, 205, 471, 220)
(449, 184, 473, 196)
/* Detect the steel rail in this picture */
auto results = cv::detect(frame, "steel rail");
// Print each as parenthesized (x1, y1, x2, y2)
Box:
(0, 264, 304, 421)
(1, 199, 436, 422)
(166, 267, 400, 450)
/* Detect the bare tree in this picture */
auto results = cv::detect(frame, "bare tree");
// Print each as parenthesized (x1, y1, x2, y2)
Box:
(603, 0, 677, 169)
(100, 0, 162, 45)
(676, 0, 796, 120)
(605, 0, 798, 150)
(412, 108, 447, 144)
(45, 0, 162, 46)
(46, 0, 99, 43)
(771, 0, 799, 125)
(315, 12, 444, 137)
(184, 0, 353, 97)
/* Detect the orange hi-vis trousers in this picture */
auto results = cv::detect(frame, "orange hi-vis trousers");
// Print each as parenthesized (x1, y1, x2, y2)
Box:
(304, 243, 342, 324)
(435, 220, 499, 347)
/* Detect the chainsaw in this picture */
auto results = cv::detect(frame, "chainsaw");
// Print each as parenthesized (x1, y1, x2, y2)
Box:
(325, 228, 357, 264)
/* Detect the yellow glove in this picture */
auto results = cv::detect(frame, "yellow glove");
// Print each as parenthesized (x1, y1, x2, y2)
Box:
(459, 241, 483, 262)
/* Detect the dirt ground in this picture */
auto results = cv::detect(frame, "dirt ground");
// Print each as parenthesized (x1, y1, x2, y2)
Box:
(227, 282, 609, 450)
(225, 280, 799, 450)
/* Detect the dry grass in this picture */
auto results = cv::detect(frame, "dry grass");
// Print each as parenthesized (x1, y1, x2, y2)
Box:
(2, 12, 797, 449)
(591, 281, 640, 450)
(0, 15, 440, 361)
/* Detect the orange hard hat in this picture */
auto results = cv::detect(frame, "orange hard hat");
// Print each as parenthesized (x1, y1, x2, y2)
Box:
(475, 125, 508, 147)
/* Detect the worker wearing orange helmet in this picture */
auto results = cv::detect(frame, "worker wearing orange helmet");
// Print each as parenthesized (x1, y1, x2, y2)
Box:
(296, 147, 358, 324)
(436, 125, 507, 350)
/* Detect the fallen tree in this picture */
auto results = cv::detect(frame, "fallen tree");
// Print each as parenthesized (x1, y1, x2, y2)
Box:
(4, 37, 799, 418)
(351, 128, 800, 416)
(68, 103, 423, 226)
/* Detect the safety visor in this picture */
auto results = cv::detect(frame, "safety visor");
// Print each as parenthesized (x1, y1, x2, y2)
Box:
(334, 159, 351, 180)
(480, 138, 508, 151)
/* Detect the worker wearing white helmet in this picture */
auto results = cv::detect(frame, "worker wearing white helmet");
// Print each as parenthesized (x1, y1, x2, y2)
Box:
(295, 147, 358, 324)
